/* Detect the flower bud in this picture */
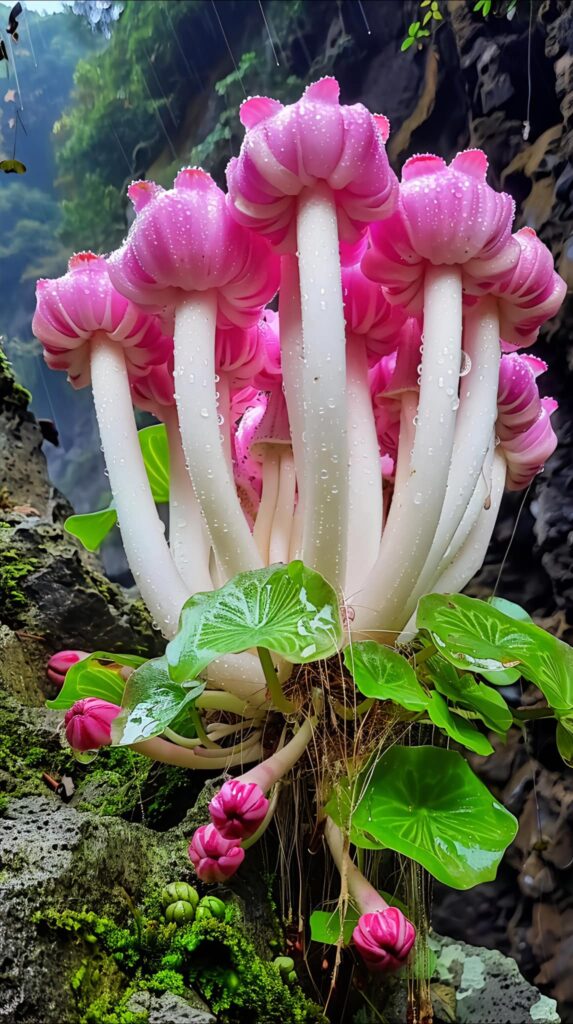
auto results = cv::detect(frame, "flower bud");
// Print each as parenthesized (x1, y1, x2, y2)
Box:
(46, 650, 89, 689)
(353, 908, 416, 972)
(188, 824, 244, 883)
(197, 895, 226, 920)
(64, 698, 121, 752)
(161, 882, 199, 910)
(165, 900, 196, 925)
(209, 780, 269, 840)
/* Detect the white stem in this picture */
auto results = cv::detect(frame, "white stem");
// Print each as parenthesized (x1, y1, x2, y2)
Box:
(280, 253, 306, 514)
(269, 449, 296, 564)
(288, 492, 303, 560)
(218, 372, 232, 467)
(241, 715, 316, 792)
(131, 733, 262, 769)
(398, 448, 507, 640)
(324, 818, 387, 914)
(174, 291, 262, 578)
(437, 436, 495, 574)
(401, 299, 500, 621)
(89, 333, 188, 637)
(204, 653, 270, 707)
(345, 334, 383, 597)
(163, 405, 212, 594)
(297, 183, 348, 589)
(253, 449, 280, 563)
(354, 266, 462, 635)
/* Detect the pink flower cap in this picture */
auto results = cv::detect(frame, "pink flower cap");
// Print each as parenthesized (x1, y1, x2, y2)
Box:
(250, 388, 291, 458)
(215, 322, 265, 384)
(130, 354, 175, 417)
(226, 78, 398, 251)
(364, 151, 518, 315)
(231, 383, 262, 419)
(232, 394, 267, 526)
(188, 823, 245, 883)
(64, 697, 121, 752)
(108, 169, 279, 328)
(496, 352, 547, 440)
(353, 908, 416, 973)
(342, 263, 407, 360)
(46, 649, 89, 689)
(492, 228, 566, 349)
(501, 397, 558, 491)
(209, 779, 270, 840)
(33, 253, 169, 388)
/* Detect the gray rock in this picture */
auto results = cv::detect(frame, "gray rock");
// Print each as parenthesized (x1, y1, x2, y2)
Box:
(127, 990, 215, 1023)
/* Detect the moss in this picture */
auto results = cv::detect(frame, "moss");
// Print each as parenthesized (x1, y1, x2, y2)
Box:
(0, 698, 77, 806)
(0, 349, 32, 412)
(0, 549, 38, 621)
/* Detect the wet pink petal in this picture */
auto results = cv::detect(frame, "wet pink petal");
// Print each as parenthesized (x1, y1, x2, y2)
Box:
(496, 352, 547, 440)
(353, 908, 416, 973)
(64, 698, 121, 752)
(501, 397, 558, 491)
(342, 263, 407, 360)
(46, 650, 89, 689)
(493, 228, 566, 349)
(188, 823, 245, 883)
(209, 780, 269, 840)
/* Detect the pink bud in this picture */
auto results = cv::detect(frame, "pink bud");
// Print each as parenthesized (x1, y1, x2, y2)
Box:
(64, 698, 121, 752)
(353, 908, 416, 973)
(46, 650, 89, 689)
(209, 780, 269, 840)
(188, 823, 245, 883)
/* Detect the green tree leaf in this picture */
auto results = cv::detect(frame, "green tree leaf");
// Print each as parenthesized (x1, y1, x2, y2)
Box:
(556, 718, 573, 767)
(64, 506, 118, 552)
(111, 657, 204, 746)
(343, 641, 429, 711)
(400, 36, 416, 51)
(309, 907, 359, 946)
(352, 746, 517, 889)
(426, 692, 494, 755)
(47, 651, 145, 710)
(417, 594, 573, 714)
(428, 657, 512, 734)
(166, 561, 342, 683)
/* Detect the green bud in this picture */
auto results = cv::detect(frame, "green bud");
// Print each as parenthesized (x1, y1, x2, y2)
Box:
(165, 900, 196, 925)
(222, 970, 240, 992)
(273, 955, 295, 976)
(161, 882, 199, 909)
(197, 895, 226, 920)
(287, 971, 297, 984)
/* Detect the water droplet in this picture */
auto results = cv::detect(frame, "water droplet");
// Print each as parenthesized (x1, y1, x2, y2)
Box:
(459, 351, 472, 377)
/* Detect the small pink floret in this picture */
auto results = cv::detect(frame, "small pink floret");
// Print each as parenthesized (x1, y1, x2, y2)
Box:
(353, 908, 416, 973)
(64, 698, 121, 753)
(188, 823, 245, 883)
(209, 780, 269, 840)
(46, 649, 89, 688)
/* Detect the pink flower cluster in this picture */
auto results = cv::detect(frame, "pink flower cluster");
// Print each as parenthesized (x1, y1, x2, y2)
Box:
(187, 779, 269, 884)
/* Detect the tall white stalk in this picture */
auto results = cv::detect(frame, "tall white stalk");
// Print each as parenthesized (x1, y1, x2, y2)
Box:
(400, 298, 501, 622)
(90, 332, 188, 637)
(280, 254, 306, 519)
(297, 183, 348, 590)
(162, 405, 212, 594)
(354, 266, 463, 635)
(345, 334, 383, 598)
(174, 290, 262, 578)
(269, 449, 296, 564)
(253, 449, 280, 563)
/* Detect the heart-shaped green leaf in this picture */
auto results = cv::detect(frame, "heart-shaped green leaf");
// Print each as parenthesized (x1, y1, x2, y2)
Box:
(64, 506, 118, 552)
(64, 424, 170, 551)
(488, 596, 533, 623)
(417, 594, 573, 714)
(325, 776, 386, 850)
(47, 652, 145, 710)
(111, 657, 204, 746)
(166, 561, 342, 683)
(426, 692, 494, 755)
(343, 642, 430, 711)
(310, 907, 359, 946)
(428, 657, 512, 734)
(352, 745, 517, 889)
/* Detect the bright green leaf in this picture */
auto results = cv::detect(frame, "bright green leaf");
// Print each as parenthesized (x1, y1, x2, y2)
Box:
(488, 596, 533, 623)
(166, 561, 342, 683)
(428, 658, 512, 734)
(557, 719, 573, 766)
(64, 505, 118, 551)
(432, 10, 443, 19)
(343, 642, 430, 711)
(111, 657, 205, 746)
(401, 36, 415, 51)
(138, 423, 170, 503)
(47, 651, 145, 710)
(418, 29, 431, 36)
(420, 1, 431, 7)
(423, 11, 432, 24)
(309, 907, 359, 946)
(417, 594, 573, 715)
(325, 776, 386, 850)
(409, 21, 421, 35)
(426, 692, 494, 755)
(480, 666, 522, 686)
(352, 745, 518, 889)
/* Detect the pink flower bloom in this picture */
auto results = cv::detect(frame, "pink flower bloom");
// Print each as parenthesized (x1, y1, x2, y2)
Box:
(492, 227, 566, 349)
(46, 650, 89, 689)
(188, 823, 245, 883)
(496, 353, 547, 440)
(342, 263, 406, 361)
(501, 397, 558, 491)
(363, 150, 517, 315)
(64, 698, 121, 752)
(130, 352, 175, 416)
(353, 908, 416, 973)
(108, 169, 279, 328)
(209, 780, 269, 840)
(252, 310, 282, 392)
(227, 77, 398, 251)
(33, 252, 169, 388)
(232, 393, 267, 526)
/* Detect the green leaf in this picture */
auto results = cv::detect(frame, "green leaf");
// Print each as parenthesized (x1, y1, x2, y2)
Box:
(479, 666, 522, 686)
(488, 596, 533, 623)
(309, 907, 359, 946)
(167, 561, 342, 683)
(423, 11, 432, 24)
(325, 776, 386, 850)
(352, 746, 517, 889)
(417, 594, 573, 715)
(420, 1, 431, 6)
(400, 36, 415, 51)
(409, 20, 421, 35)
(418, 29, 431, 36)
(138, 423, 170, 503)
(343, 642, 430, 711)
(111, 657, 205, 746)
(0, 159, 26, 174)
(47, 652, 145, 710)
(428, 658, 512, 734)
(432, 10, 443, 19)
(426, 692, 494, 755)
(64, 505, 117, 552)
(557, 719, 573, 766)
